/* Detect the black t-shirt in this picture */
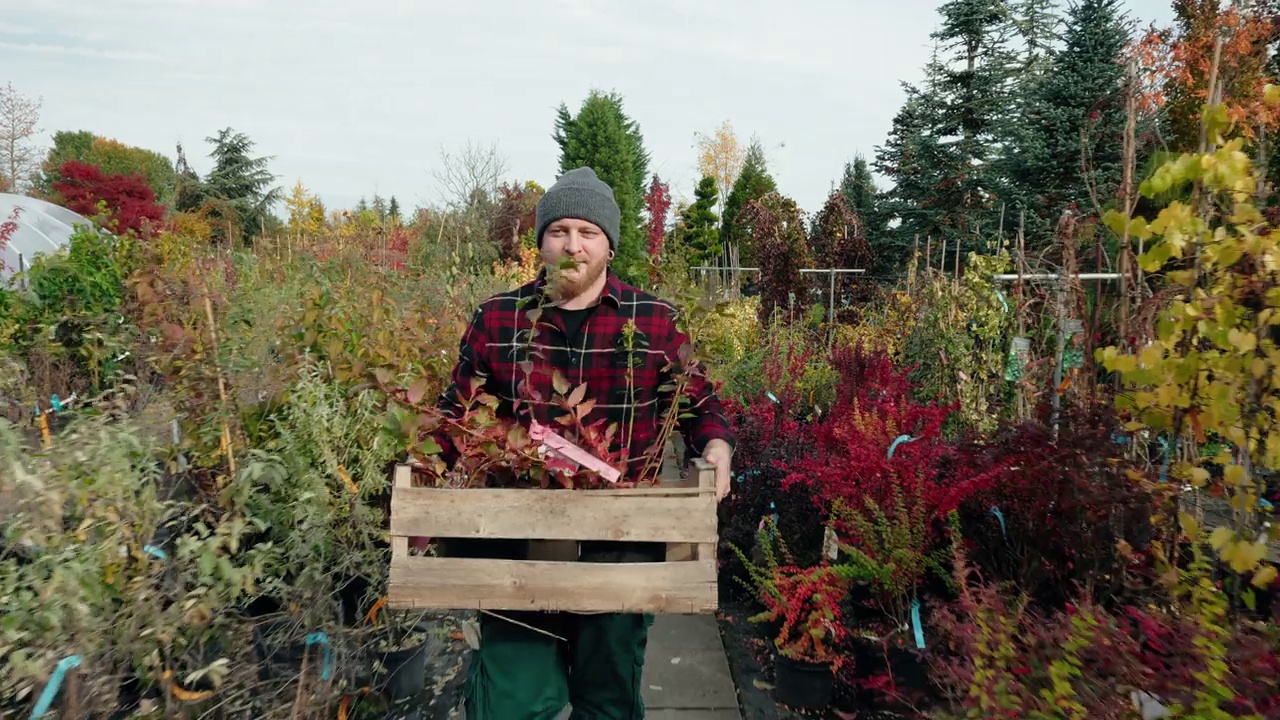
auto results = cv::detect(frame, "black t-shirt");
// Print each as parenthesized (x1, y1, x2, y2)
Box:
(547, 305, 593, 343)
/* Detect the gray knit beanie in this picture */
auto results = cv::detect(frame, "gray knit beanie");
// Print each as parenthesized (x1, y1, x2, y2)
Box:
(535, 167, 620, 251)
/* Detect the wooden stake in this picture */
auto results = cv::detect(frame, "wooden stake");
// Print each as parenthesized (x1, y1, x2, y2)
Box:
(203, 294, 236, 478)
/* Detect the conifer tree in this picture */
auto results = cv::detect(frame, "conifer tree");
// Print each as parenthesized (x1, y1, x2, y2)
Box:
(674, 175, 720, 268)
(720, 138, 777, 267)
(838, 155, 894, 273)
(1010, 0, 1129, 245)
(553, 90, 650, 284)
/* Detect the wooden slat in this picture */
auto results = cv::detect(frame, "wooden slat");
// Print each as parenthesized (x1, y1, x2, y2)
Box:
(668, 459, 719, 562)
(389, 486, 717, 543)
(387, 556, 717, 613)
(391, 464, 410, 559)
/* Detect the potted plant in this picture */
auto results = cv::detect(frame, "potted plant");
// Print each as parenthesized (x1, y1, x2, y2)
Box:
(732, 519, 875, 710)
(362, 609, 441, 704)
(828, 489, 948, 710)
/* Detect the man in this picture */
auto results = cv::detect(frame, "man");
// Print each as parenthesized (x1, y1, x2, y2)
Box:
(434, 166, 735, 719)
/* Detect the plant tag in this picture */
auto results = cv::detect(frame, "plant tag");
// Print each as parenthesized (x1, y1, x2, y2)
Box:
(462, 620, 481, 650)
(822, 524, 839, 561)
(529, 421, 620, 483)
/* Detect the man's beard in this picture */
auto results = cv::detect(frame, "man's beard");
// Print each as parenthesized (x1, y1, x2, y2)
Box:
(546, 254, 607, 301)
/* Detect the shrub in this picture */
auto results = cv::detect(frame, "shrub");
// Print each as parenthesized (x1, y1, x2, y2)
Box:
(948, 404, 1157, 608)
(52, 160, 165, 239)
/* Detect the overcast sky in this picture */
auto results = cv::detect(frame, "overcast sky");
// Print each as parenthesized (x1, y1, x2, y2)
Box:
(3, 0, 1174, 217)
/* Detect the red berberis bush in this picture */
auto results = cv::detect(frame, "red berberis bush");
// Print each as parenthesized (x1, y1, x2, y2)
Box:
(929, 553, 1280, 718)
(719, 397, 828, 593)
(781, 346, 974, 537)
(947, 403, 1157, 608)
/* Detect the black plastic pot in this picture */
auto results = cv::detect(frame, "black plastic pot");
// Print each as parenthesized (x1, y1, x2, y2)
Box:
(251, 620, 310, 682)
(773, 654, 834, 710)
(372, 623, 432, 702)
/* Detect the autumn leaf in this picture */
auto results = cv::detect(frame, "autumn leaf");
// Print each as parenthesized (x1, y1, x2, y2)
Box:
(1251, 564, 1278, 588)
(553, 370, 570, 396)
(567, 382, 587, 407)
(407, 378, 430, 405)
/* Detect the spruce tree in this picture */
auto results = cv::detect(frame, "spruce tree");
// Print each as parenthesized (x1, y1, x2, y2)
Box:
(389, 195, 401, 224)
(720, 138, 777, 267)
(929, 0, 1017, 258)
(874, 83, 948, 268)
(1010, 0, 1129, 246)
(553, 90, 650, 284)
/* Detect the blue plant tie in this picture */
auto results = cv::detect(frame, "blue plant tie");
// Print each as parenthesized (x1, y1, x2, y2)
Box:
(989, 507, 1007, 539)
(144, 545, 168, 561)
(910, 599, 925, 649)
(1158, 437, 1171, 483)
(887, 434, 917, 459)
(1111, 431, 1127, 444)
(994, 288, 1009, 313)
(765, 391, 779, 404)
(50, 394, 62, 412)
(1261, 498, 1274, 511)
(29, 655, 82, 719)
(305, 632, 334, 682)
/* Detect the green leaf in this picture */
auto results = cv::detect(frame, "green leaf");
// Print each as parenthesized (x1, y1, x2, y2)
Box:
(419, 437, 443, 456)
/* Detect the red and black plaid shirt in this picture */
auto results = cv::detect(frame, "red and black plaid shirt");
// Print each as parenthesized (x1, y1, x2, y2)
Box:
(436, 268, 735, 481)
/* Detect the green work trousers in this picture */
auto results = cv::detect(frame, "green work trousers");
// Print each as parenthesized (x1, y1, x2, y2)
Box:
(463, 610, 655, 720)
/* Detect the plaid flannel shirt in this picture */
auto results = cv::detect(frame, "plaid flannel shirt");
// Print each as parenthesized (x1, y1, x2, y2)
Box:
(435, 268, 735, 482)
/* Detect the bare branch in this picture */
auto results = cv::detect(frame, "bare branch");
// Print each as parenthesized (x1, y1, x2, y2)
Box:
(0, 82, 43, 193)
(431, 140, 508, 210)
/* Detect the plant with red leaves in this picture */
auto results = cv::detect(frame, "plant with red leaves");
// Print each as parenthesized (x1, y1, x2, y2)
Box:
(949, 404, 1157, 608)
(52, 160, 165, 238)
(928, 539, 1280, 718)
(642, 174, 671, 279)
(742, 192, 811, 325)
(386, 225, 412, 271)
(730, 519, 879, 667)
(783, 347, 960, 521)
(0, 204, 19, 273)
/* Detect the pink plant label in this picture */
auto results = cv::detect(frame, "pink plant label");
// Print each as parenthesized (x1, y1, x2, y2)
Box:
(529, 421, 621, 483)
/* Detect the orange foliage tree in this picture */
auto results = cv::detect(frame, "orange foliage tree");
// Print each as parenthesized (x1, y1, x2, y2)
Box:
(1132, 1, 1279, 150)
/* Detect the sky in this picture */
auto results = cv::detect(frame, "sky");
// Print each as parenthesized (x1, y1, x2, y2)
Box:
(2, 0, 1175, 217)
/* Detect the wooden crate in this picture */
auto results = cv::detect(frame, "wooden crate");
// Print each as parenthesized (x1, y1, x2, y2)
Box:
(387, 459, 718, 614)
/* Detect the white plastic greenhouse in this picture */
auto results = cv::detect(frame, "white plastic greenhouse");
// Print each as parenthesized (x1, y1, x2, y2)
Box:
(0, 193, 97, 285)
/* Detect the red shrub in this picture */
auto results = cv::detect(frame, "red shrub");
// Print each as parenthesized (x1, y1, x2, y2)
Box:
(948, 405, 1157, 607)
(53, 160, 165, 238)
(781, 347, 967, 529)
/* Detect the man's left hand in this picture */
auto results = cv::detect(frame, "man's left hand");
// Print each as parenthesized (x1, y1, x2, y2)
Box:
(702, 439, 733, 502)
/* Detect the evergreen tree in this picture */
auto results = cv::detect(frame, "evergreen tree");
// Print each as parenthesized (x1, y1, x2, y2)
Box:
(1010, 0, 1129, 245)
(172, 142, 205, 214)
(929, 0, 1018, 257)
(202, 127, 281, 240)
(874, 83, 948, 267)
(371, 192, 389, 223)
(838, 155, 894, 273)
(389, 195, 401, 224)
(553, 90, 650, 284)
(720, 138, 777, 267)
(674, 176, 721, 267)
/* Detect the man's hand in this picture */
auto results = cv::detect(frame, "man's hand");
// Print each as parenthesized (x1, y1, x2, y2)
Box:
(701, 439, 733, 502)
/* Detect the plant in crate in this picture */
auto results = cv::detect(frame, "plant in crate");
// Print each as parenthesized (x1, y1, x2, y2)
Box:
(729, 518, 879, 710)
